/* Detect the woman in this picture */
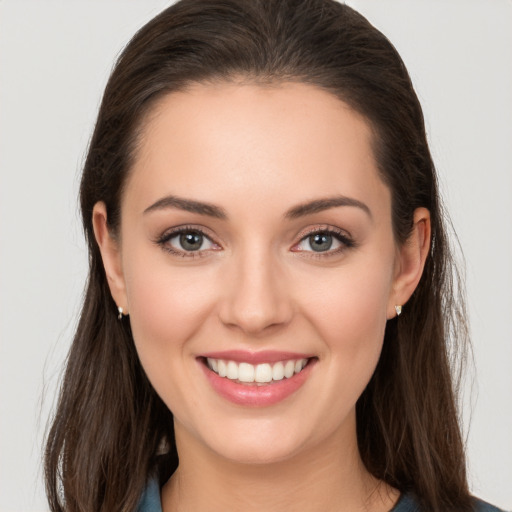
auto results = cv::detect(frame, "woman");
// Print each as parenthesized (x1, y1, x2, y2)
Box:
(44, 1, 503, 511)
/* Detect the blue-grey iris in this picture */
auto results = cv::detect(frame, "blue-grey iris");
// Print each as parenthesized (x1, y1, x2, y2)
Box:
(309, 233, 333, 252)
(180, 232, 203, 251)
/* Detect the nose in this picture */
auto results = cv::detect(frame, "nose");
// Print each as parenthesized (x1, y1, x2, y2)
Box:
(218, 247, 294, 336)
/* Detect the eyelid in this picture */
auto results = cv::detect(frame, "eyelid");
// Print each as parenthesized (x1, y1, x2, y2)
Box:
(294, 224, 353, 241)
(154, 224, 222, 257)
(153, 223, 355, 259)
(290, 225, 356, 255)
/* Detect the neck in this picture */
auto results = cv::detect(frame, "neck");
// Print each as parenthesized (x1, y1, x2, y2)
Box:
(161, 416, 399, 512)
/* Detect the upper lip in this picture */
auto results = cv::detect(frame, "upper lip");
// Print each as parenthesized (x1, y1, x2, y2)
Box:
(199, 350, 314, 364)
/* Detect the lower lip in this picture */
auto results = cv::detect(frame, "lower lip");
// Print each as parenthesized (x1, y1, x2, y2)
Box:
(199, 359, 315, 407)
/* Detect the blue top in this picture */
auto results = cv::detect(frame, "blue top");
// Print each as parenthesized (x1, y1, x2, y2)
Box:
(389, 492, 504, 512)
(137, 477, 162, 512)
(137, 477, 505, 512)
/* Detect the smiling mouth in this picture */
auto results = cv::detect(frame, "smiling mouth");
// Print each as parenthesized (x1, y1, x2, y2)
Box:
(204, 357, 311, 385)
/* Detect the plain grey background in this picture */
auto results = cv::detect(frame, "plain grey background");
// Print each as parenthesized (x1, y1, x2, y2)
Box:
(0, 1, 511, 510)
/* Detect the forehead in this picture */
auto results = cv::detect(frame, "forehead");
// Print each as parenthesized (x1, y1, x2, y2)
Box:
(125, 81, 388, 219)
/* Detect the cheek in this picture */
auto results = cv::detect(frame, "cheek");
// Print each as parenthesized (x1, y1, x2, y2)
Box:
(304, 260, 391, 338)
(300, 264, 393, 435)
(299, 256, 394, 385)
(122, 251, 217, 375)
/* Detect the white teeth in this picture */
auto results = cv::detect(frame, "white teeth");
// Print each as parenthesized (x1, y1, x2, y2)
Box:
(207, 358, 218, 372)
(217, 359, 227, 377)
(238, 362, 255, 382)
(255, 363, 272, 383)
(206, 357, 308, 383)
(272, 361, 285, 381)
(284, 360, 295, 378)
(226, 361, 238, 380)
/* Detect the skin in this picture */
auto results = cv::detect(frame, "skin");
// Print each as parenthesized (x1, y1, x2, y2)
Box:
(93, 82, 430, 512)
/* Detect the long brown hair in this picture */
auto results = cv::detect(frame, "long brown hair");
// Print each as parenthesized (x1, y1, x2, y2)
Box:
(45, 1, 471, 510)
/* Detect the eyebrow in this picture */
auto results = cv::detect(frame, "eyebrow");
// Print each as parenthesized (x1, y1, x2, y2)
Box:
(143, 195, 227, 219)
(284, 196, 372, 220)
(143, 194, 371, 220)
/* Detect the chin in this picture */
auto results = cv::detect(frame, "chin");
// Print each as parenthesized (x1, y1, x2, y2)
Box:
(192, 416, 314, 467)
(214, 439, 303, 466)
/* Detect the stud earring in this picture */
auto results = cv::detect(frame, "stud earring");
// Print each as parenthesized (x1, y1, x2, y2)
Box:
(395, 305, 402, 317)
(118, 306, 124, 320)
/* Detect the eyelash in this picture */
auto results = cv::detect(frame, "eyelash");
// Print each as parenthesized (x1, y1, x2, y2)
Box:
(155, 225, 355, 259)
(155, 225, 219, 259)
(291, 226, 356, 258)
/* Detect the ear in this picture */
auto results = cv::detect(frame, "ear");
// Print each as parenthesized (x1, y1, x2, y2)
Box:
(92, 202, 128, 314)
(387, 207, 431, 319)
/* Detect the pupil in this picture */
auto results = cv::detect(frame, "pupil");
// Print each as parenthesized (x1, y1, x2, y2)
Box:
(310, 233, 332, 252)
(180, 232, 203, 251)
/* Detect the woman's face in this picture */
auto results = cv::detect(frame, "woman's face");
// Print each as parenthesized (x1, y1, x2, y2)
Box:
(96, 82, 423, 465)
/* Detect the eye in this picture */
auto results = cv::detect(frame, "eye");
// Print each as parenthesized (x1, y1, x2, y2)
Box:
(156, 227, 220, 257)
(172, 231, 210, 251)
(291, 228, 354, 255)
(302, 232, 338, 252)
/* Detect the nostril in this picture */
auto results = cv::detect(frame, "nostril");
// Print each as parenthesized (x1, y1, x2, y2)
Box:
(217, 269, 294, 334)
(218, 302, 294, 336)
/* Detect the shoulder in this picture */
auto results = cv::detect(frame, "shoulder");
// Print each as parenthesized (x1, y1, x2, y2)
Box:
(473, 497, 507, 512)
(135, 483, 507, 512)
(136, 476, 162, 512)
(391, 493, 506, 512)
